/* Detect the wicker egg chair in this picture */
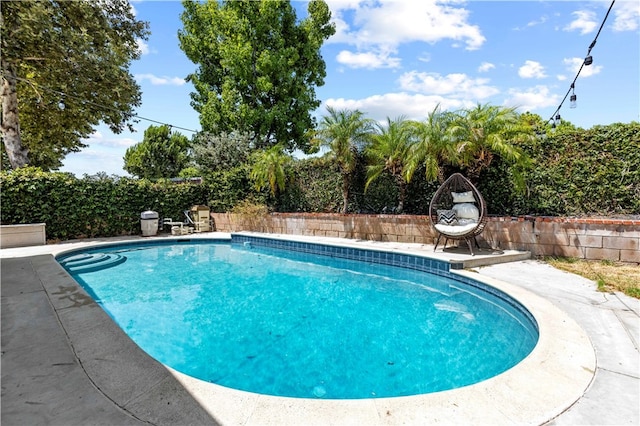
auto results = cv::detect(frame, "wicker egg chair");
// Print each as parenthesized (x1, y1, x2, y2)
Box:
(428, 173, 488, 255)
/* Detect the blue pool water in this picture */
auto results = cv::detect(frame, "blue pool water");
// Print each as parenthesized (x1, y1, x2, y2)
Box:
(57, 238, 538, 400)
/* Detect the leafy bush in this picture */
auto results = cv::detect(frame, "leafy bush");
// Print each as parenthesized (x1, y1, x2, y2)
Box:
(278, 157, 344, 212)
(191, 131, 252, 172)
(204, 165, 256, 212)
(0, 168, 211, 240)
(2, 123, 637, 242)
(231, 200, 269, 217)
(479, 122, 640, 216)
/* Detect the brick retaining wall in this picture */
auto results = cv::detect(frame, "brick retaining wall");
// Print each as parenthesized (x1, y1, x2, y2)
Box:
(210, 213, 640, 263)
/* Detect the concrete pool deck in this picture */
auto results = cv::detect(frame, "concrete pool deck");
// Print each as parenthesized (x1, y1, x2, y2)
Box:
(1, 232, 638, 425)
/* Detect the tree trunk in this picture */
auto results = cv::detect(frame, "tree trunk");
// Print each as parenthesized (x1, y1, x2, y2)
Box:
(397, 179, 406, 214)
(342, 173, 350, 213)
(1, 59, 29, 169)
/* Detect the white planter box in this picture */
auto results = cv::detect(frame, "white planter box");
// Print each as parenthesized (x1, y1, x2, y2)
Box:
(1, 223, 46, 248)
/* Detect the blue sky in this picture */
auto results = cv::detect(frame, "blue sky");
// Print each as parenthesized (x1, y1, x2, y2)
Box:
(61, 0, 640, 177)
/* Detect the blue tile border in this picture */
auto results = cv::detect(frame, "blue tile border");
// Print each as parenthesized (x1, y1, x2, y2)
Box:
(231, 233, 538, 335)
(232, 234, 451, 276)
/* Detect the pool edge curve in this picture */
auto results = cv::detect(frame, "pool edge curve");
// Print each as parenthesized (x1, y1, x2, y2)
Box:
(48, 234, 596, 425)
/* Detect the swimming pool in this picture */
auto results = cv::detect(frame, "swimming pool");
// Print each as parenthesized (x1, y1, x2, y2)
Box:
(57, 235, 538, 400)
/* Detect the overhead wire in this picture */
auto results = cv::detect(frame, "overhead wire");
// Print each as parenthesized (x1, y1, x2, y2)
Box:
(10, 0, 617, 133)
(546, 0, 616, 127)
(11, 75, 200, 134)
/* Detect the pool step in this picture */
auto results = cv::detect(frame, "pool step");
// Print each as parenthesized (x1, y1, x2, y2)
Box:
(60, 253, 127, 273)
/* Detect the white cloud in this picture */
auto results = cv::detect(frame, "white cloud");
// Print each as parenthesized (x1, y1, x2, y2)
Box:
(478, 62, 495, 73)
(135, 73, 186, 86)
(323, 93, 471, 123)
(417, 52, 431, 63)
(86, 131, 138, 148)
(62, 149, 130, 177)
(563, 57, 603, 77)
(326, 1, 485, 69)
(503, 85, 560, 113)
(521, 15, 548, 30)
(564, 10, 598, 34)
(62, 132, 139, 177)
(518, 60, 547, 79)
(612, 1, 640, 32)
(398, 71, 499, 100)
(336, 50, 401, 69)
(136, 38, 150, 55)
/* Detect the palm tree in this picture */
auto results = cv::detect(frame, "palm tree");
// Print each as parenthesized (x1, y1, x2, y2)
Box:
(314, 107, 374, 213)
(250, 144, 292, 197)
(405, 105, 458, 184)
(365, 116, 413, 213)
(449, 103, 534, 184)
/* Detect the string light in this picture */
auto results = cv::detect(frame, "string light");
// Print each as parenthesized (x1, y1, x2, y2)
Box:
(546, 0, 615, 127)
(11, 1, 616, 135)
(569, 84, 577, 109)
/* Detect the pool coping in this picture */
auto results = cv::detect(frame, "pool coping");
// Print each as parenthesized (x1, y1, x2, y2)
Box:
(3, 233, 596, 425)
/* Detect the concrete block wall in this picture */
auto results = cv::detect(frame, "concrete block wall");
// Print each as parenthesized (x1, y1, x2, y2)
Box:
(483, 217, 640, 262)
(211, 213, 640, 263)
(212, 213, 437, 244)
(0, 223, 47, 248)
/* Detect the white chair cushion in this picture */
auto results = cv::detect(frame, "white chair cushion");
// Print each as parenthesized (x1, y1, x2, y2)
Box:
(452, 191, 475, 203)
(434, 222, 478, 236)
(452, 202, 479, 220)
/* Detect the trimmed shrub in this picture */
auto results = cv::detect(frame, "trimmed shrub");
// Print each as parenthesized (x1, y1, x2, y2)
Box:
(0, 168, 211, 240)
(479, 122, 640, 216)
(2, 122, 637, 242)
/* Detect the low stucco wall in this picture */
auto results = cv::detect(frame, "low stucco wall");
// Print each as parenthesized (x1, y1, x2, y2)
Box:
(1, 223, 46, 249)
(211, 213, 639, 263)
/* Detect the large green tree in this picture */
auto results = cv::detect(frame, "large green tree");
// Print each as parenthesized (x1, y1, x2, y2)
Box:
(178, 0, 335, 153)
(314, 107, 374, 213)
(1, 0, 149, 170)
(191, 131, 253, 172)
(123, 125, 191, 179)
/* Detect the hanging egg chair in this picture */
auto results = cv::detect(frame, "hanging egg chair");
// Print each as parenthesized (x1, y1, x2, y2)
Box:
(429, 173, 488, 255)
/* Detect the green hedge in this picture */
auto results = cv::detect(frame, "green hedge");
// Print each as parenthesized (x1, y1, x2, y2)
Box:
(0, 168, 211, 241)
(280, 123, 638, 216)
(275, 155, 437, 214)
(2, 123, 637, 241)
(479, 122, 640, 216)
(530, 123, 640, 215)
